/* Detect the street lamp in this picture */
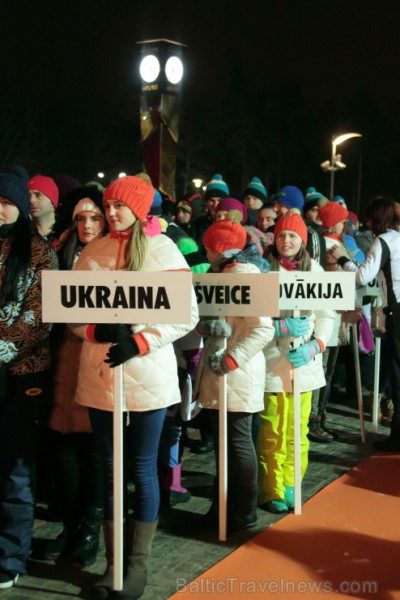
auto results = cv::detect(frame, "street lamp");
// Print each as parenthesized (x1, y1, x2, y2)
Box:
(320, 133, 362, 198)
(137, 39, 186, 198)
(191, 178, 204, 189)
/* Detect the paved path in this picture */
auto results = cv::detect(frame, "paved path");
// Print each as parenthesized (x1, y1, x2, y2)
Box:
(1, 398, 387, 599)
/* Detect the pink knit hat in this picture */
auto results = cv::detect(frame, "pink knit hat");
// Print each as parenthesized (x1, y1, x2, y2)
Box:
(103, 176, 154, 222)
(203, 221, 247, 254)
(216, 197, 248, 225)
(28, 175, 59, 208)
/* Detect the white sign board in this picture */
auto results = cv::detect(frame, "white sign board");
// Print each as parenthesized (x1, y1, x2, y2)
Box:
(279, 271, 356, 310)
(356, 278, 381, 299)
(42, 270, 193, 324)
(193, 272, 280, 317)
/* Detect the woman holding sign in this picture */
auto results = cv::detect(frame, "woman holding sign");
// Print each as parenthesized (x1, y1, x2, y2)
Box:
(195, 220, 275, 532)
(331, 196, 400, 452)
(0, 166, 58, 589)
(70, 175, 199, 600)
(259, 210, 334, 513)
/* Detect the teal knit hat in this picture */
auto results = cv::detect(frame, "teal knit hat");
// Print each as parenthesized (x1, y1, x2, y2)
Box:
(243, 176, 267, 201)
(304, 187, 324, 214)
(205, 173, 229, 201)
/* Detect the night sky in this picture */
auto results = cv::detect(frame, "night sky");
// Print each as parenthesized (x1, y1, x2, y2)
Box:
(2, 0, 400, 210)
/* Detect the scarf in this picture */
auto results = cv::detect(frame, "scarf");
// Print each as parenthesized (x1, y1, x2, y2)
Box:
(279, 256, 300, 271)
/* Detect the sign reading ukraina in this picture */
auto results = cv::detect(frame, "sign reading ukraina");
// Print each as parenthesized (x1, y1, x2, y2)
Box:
(279, 271, 356, 310)
(41, 271, 193, 324)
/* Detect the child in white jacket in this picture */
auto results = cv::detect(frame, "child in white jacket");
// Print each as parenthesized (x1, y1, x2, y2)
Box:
(259, 210, 335, 513)
(194, 220, 275, 532)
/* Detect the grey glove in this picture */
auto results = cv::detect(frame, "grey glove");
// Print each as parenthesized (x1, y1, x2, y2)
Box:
(208, 351, 231, 376)
(197, 319, 232, 338)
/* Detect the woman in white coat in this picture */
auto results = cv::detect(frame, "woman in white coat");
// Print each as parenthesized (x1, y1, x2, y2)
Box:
(71, 175, 199, 600)
(194, 220, 275, 532)
(259, 210, 335, 513)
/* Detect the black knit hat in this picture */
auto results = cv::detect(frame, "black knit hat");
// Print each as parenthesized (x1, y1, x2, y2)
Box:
(0, 166, 30, 219)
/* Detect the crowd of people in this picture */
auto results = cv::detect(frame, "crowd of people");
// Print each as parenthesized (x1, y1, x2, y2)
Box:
(0, 165, 399, 599)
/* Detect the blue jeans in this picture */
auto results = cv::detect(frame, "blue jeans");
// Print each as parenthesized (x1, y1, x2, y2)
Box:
(89, 407, 167, 522)
(0, 371, 50, 575)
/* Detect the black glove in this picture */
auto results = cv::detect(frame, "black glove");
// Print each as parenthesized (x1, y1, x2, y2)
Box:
(105, 336, 139, 368)
(94, 324, 131, 344)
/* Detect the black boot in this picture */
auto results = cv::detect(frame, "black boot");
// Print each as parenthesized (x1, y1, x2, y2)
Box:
(40, 517, 79, 560)
(71, 507, 103, 568)
(229, 485, 258, 532)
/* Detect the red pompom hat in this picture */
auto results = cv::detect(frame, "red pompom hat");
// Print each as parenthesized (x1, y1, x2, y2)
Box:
(274, 210, 308, 246)
(318, 200, 348, 229)
(203, 221, 247, 254)
(103, 176, 154, 222)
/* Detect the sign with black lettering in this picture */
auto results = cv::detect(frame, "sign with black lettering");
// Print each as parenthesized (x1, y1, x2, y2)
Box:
(279, 271, 356, 310)
(42, 271, 193, 323)
(193, 273, 279, 316)
(356, 278, 381, 299)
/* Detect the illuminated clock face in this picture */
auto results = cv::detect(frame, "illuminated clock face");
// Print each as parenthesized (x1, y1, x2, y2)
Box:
(165, 56, 183, 84)
(139, 55, 160, 83)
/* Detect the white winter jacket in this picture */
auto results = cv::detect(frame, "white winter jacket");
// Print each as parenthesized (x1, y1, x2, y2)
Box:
(71, 232, 199, 412)
(194, 262, 275, 413)
(264, 260, 335, 393)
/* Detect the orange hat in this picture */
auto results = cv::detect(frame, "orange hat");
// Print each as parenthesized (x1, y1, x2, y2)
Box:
(318, 200, 348, 229)
(103, 176, 154, 222)
(203, 221, 247, 254)
(274, 210, 308, 246)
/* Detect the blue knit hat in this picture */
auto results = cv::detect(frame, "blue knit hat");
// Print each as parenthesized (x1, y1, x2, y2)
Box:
(243, 176, 267, 201)
(332, 194, 347, 208)
(273, 185, 304, 210)
(0, 165, 30, 219)
(149, 188, 163, 216)
(205, 173, 229, 201)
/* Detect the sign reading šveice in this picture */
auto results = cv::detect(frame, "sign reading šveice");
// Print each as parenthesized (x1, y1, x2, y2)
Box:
(193, 273, 280, 316)
(279, 271, 356, 310)
(42, 271, 193, 324)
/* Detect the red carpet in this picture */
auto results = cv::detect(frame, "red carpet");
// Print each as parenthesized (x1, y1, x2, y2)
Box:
(170, 454, 400, 599)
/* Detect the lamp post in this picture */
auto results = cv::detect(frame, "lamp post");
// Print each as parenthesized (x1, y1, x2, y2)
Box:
(137, 39, 186, 198)
(320, 133, 362, 198)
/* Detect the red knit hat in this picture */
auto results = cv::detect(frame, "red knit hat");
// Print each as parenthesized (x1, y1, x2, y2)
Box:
(318, 200, 348, 229)
(103, 176, 154, 222)
(203, 221, 247, 254)
(28, 175, 59, 208)
(274, 210, 308, 246)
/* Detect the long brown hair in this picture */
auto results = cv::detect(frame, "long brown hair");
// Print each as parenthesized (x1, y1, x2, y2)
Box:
(124, 219, 149, 271)
(266, 243, 311, 272)
(364, 195, 400, 236)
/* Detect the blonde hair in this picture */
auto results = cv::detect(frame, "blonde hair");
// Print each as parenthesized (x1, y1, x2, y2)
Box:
(124, 219, 149, 271)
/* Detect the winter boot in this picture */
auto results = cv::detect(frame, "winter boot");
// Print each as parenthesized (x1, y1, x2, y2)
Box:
(261, 498, 289, 514)
(320, 413, 339, 438)
(284, 485, 295, 510)
(307, 415, 334, 443)
(229, 485, 258, 532)
(92, 520, 113, 600)
(113, 519, 158, 600)
(71, 507, 103, 568)
(40, 518, 79, 560)
(159, 464, 191, 508)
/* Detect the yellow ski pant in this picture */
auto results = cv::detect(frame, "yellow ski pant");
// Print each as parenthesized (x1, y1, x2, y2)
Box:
(258, 391, 312, 504)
